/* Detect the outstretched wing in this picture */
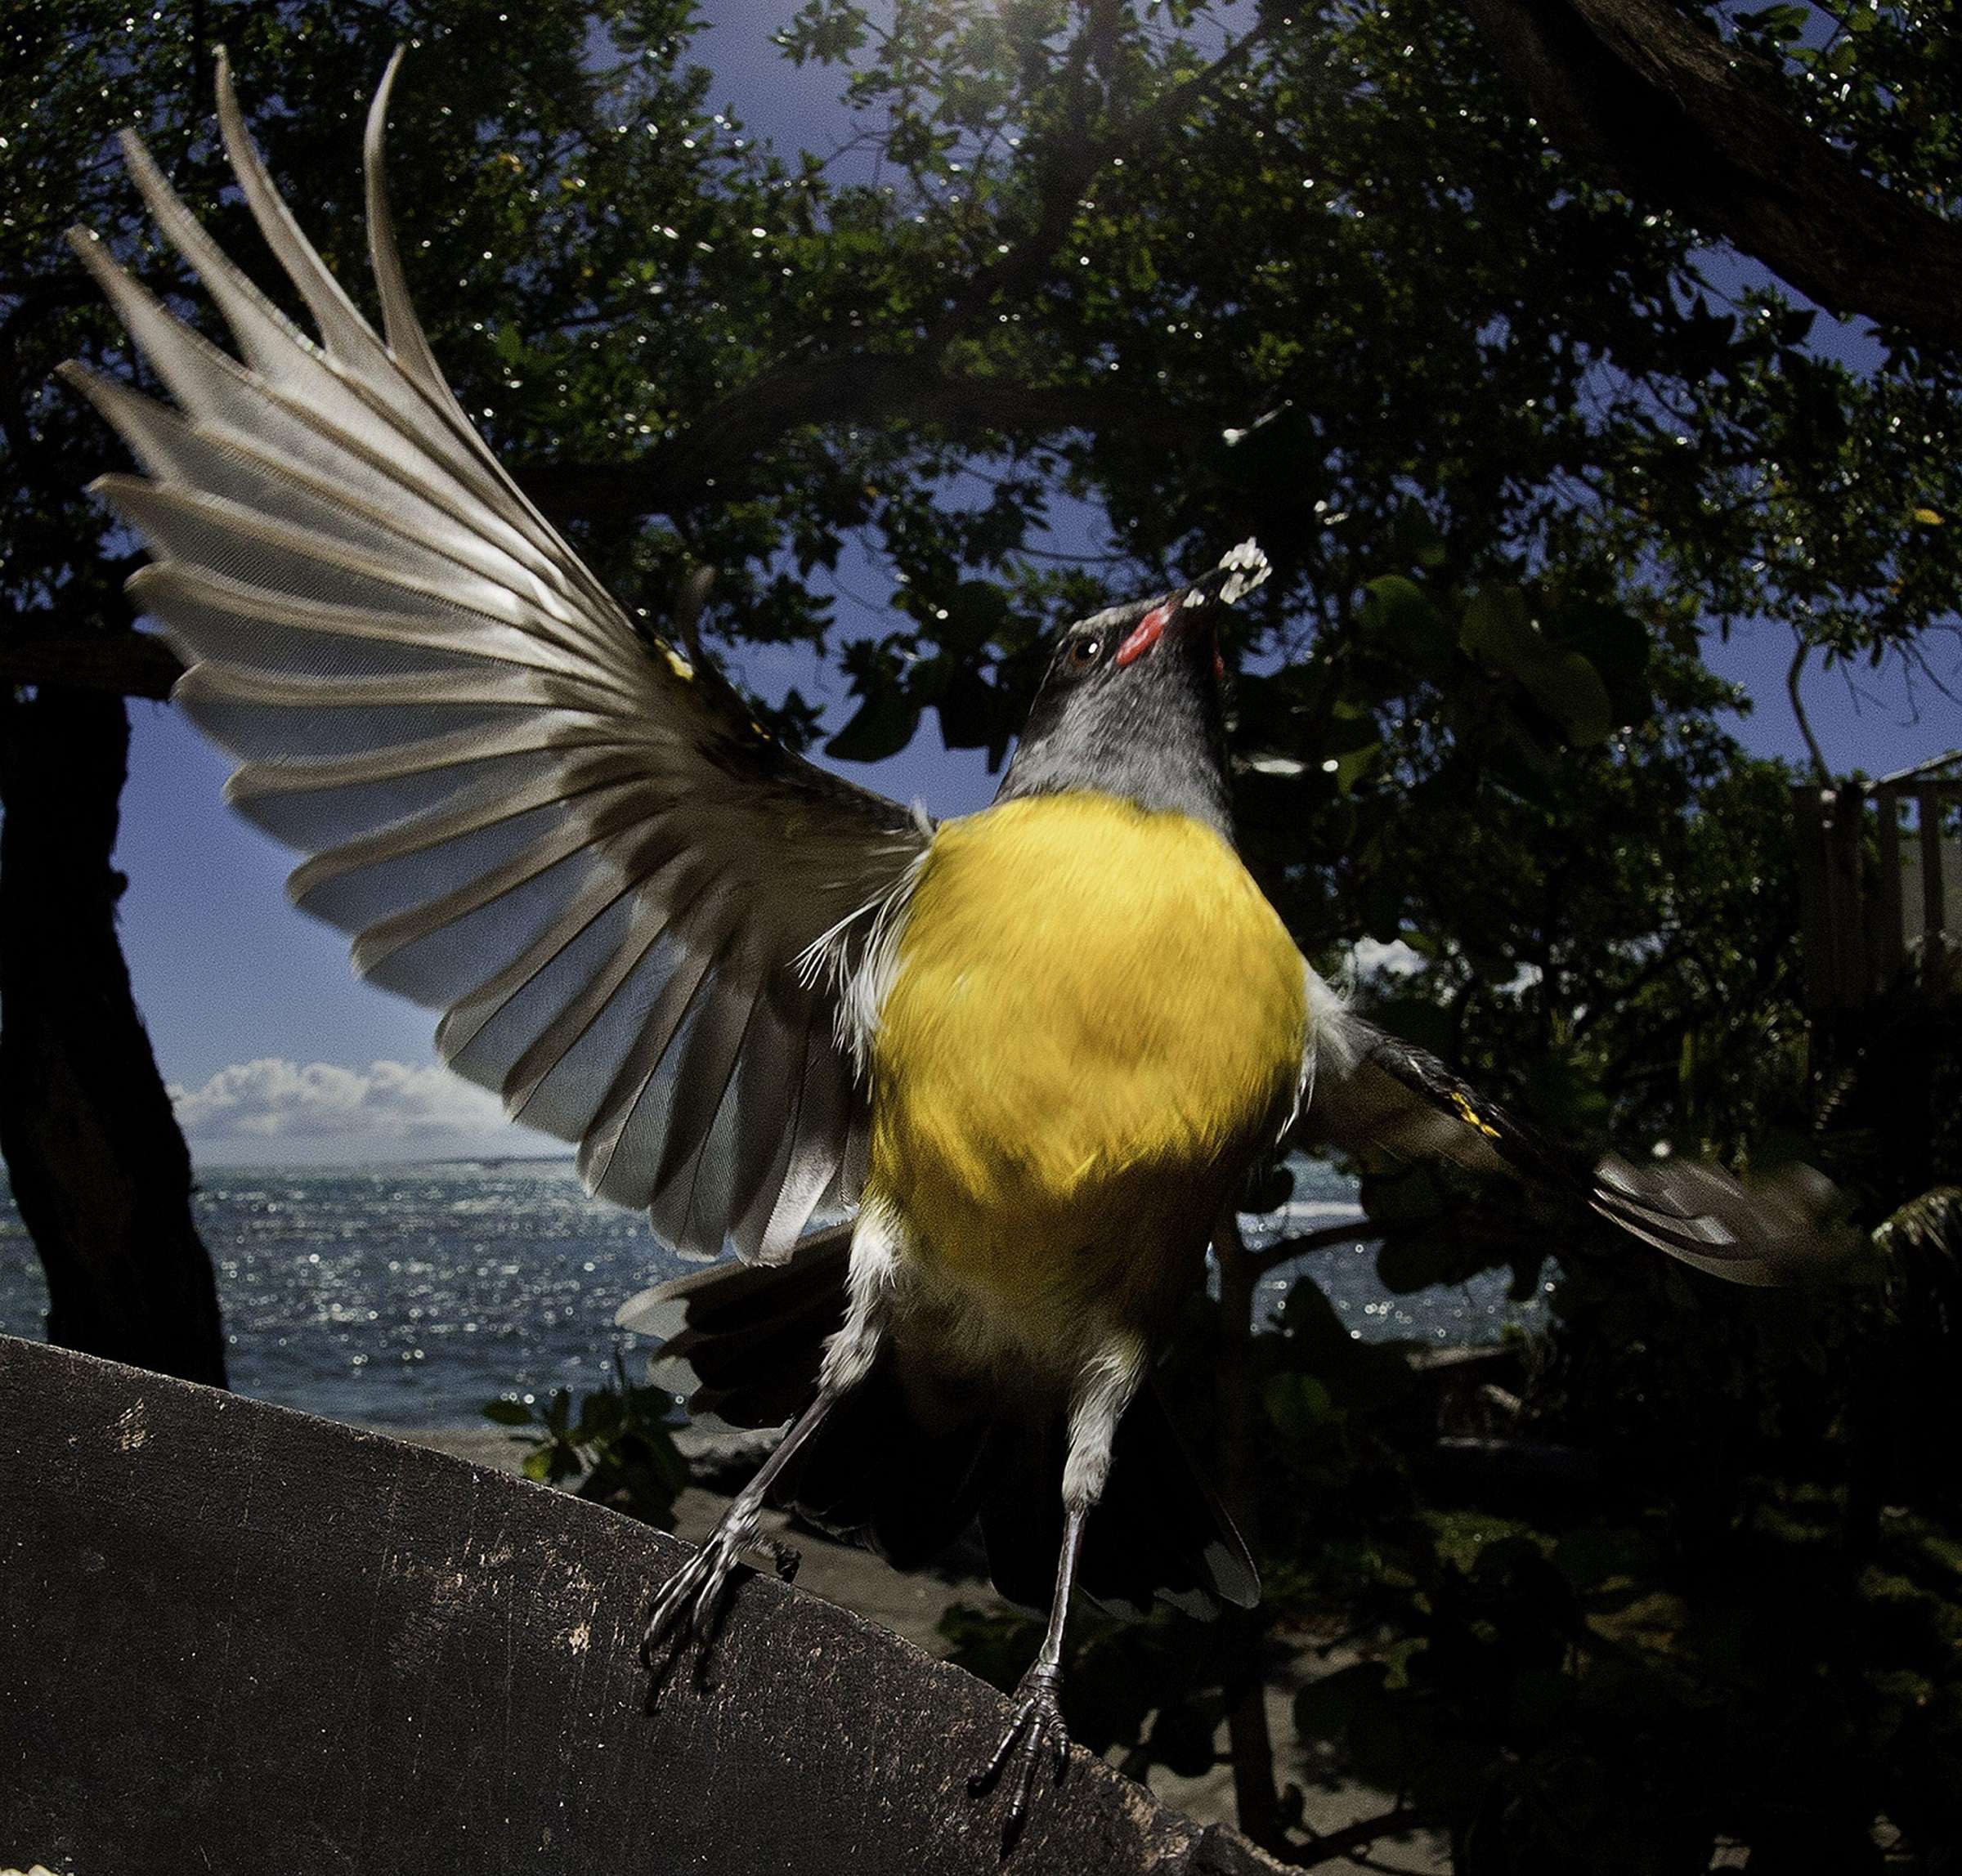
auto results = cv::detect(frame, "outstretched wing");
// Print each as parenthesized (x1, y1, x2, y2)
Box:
(1306, 1006, 1845, 1285)
(65, 50, 930, 1264)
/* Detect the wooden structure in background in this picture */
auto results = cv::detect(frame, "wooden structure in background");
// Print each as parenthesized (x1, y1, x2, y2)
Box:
(1791, 751, 1961, 1013)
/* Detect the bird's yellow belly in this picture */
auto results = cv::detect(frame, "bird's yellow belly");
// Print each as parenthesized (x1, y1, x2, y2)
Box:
(867, 793, 1306, 1332)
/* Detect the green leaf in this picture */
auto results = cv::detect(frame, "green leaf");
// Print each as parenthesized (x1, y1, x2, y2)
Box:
(1462, 586, 1615, 744)
(1485, 734, 1565, 810)
(937, 580, 1009, 653)
(1391, 502, 1449, 569)
(1360, 575, 1454, 677)
(1360, 1164, 1447, 1230)
(825, 686, 921, 762)
(1277, 1273, 1356, 1360)
(1328, 1341, 1418, 1415)
(1509, 1666, 1576, 1734)
(934, 662, 1003, 752)
(1738, 3, 1808, 42)
(481, 1398, 535, 1427)
(1361, 573, 1433, 629)
(1552, 1525, 1656, 1590)
(572, 1390, 624, 1445)
(1523, 1054, 1610, 1134)
(1458, 585, 1539, 675)
(1263, 1371, 1337, 1439)
(1546, 599, 1651, 709)
(520, 1447, 555, 1484)
(1376, 1229, 1462, 1295)
(1330, 742, 1381, 793)
(774, 1, 871, 65)
(1520, 648, 1614, 745)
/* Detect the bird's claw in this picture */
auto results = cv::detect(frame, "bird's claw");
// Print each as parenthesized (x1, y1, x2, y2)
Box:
(640, 1500, 760, 1671)
(969, 1663, 1070, 1848)
(758, 1533, 802, 1583)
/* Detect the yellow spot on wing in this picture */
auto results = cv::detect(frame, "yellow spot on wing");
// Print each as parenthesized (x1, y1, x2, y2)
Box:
(660, 642, 696, 681)
(1452, 1090, 1503, 1139)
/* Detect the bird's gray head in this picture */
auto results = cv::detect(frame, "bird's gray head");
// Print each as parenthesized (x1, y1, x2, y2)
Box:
(997, 541, 1270, 840)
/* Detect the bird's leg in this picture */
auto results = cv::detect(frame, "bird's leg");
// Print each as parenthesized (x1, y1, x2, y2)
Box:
(642, 1205, 898, 1668)
(971, 1337, 1144, 1844)
(639, 1381, 840, 1666)
(970, 1502, 1086, 1840)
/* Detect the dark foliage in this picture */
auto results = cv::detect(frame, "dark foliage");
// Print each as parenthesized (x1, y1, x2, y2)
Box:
(7, 2, 1961, 1866)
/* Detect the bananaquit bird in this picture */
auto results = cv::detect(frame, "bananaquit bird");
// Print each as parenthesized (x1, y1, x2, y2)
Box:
(71, 56, 1843, 1833)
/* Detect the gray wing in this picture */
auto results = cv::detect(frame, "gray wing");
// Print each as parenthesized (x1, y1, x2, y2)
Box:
(1306, 996, 1846, 1287)
(65, 51, 929, 1264)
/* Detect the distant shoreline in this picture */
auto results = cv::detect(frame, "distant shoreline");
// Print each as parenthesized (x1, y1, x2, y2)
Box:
(188, 1153, 580, 1173)
(9, 1162, 1536, 1437)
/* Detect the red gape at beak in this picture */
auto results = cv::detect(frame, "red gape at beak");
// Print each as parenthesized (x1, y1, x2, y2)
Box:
(1115, 598, 1226, 679)
(1114, 602, 1173, 667)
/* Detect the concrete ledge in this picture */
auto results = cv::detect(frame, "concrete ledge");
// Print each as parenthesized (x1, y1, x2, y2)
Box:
(0, 1336, 1280, 1875)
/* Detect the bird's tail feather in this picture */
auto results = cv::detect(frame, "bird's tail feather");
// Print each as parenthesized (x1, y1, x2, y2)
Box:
(623, 1234, 1258, 1618)
(974, 1390, 1261, 1620)
(617, 1224, 850, 1426)
(778, 1362, 997, 1573)
(1080, 1385, 1261, 1619)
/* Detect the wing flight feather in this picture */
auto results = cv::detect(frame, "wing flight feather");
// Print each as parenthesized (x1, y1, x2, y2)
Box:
(66, 51, 929, 1263)
(1306, 1000, 1848, 1286)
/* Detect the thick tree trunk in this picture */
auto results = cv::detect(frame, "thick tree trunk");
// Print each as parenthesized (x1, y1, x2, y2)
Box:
(0, 681, 227, 1386)
(1465, 0, 1962, 347)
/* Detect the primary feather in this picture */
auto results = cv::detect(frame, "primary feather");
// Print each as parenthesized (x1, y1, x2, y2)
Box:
(1306, 1013, 1849, 1283)
(66, 48, 929, 1264)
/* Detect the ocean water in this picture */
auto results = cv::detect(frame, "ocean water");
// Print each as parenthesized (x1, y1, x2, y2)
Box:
(0, 1158, 1543, 1427)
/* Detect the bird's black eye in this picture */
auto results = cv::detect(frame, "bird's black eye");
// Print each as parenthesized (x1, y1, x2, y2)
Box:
(1068, 634, 1103, 669)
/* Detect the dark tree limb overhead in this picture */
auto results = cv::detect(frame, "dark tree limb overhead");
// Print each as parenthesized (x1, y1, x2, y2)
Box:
(514, 369, 1215, 526)
(517, 17, 1268, 530)
(1465, 0, 1962, 346)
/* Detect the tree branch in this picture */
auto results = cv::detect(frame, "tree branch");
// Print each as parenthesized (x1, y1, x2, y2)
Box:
(513, 370, 1216, 526)
(1463, 0, 1962, 345)
(1245, 1217, 1382, 1274)
(1788, 634, 1833, 787)
(0, 634, 185, 701)
(515, 17, 1271, 529)
(921, 9, 1267, 348)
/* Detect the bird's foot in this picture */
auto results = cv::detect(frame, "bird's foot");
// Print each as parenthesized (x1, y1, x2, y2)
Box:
(640, 1490, 764, 1673)
(969, 1659, 1070, 1848)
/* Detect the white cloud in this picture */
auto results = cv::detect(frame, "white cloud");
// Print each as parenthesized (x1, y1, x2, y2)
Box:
(169, 1058, 558, 1164)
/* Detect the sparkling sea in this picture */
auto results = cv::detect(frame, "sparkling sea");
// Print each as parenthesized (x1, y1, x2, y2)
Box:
(0, 1158, 1543, 1428)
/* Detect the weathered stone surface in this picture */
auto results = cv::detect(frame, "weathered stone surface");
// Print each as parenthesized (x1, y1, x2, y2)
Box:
(0, 1336, 1279, 1875)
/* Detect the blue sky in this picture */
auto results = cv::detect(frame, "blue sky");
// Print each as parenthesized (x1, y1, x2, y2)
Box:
(107, 3, 1962, 1164)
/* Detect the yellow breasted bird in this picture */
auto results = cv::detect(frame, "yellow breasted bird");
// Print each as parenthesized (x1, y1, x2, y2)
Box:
(69, 55, 1845, 1834)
